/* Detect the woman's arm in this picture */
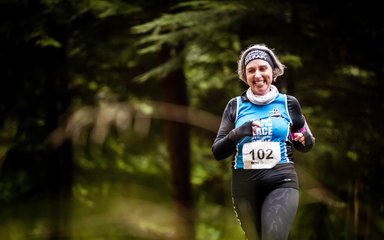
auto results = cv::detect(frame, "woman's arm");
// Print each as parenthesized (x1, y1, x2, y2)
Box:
(287, 95, 315, 152)
(211, 98, 238, 160)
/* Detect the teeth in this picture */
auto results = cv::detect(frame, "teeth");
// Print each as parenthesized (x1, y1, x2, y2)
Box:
(254, 80, 264, 86)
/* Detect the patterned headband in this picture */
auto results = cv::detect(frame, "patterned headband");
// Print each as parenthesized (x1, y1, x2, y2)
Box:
(244, 49, 275, 68)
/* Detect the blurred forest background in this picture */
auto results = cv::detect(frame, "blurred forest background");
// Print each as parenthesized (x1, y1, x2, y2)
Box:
(0, 0, 383, 239)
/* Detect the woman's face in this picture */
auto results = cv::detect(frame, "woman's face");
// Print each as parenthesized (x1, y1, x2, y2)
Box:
(245, 59, 273, 96)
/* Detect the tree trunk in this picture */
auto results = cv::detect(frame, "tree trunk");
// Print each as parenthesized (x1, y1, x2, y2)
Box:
(160, 45, 195, 240)
(43, 38, 74, 240)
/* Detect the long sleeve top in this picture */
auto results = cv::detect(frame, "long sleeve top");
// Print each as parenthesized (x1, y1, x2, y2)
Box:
(212, 91, 315, 169)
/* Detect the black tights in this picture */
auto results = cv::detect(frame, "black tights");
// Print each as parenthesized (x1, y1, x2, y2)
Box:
(233, 188, 299, 240)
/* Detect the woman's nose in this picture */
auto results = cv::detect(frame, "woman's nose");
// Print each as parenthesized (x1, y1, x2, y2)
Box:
(254, 70, 262, 78)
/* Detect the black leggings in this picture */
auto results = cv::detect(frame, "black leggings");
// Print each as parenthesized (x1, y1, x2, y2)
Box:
(233, 188, 299, 240)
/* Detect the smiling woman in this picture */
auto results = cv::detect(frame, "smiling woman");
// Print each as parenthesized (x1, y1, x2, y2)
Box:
(211, 43, 315, 240)
(238, 44, 285, 84)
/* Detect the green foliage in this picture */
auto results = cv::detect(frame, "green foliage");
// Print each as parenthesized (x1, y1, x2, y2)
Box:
(131, 1, 245, 53)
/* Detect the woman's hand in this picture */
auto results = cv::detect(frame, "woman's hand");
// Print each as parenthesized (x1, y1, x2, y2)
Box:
(293, 132, 305, 146)
(228, 121, 261, 142)
(251, 121, 262, 136)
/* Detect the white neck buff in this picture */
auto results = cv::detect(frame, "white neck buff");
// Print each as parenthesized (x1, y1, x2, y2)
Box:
(246, 85, 279, 105)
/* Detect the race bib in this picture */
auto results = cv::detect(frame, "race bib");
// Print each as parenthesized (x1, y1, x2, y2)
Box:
(242, 142, 281, 169)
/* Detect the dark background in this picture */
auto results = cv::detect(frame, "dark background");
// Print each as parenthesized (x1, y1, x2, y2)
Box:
(0, 0, 383, 239)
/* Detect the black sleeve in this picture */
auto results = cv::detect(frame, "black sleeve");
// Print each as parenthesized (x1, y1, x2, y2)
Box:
(287, 95, 315, 152)
(211, 97, 238, 160)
